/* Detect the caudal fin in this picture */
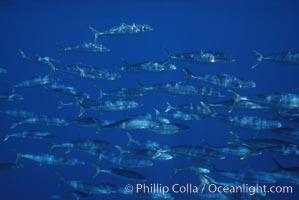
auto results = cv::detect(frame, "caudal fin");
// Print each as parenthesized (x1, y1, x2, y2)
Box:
(182, 67, 194, 81)
(164, 101, 175, 112)
(3, 135, 11, 142)
(126, 132, 134, 147)
(18, 49, 27, 60)
(10, 122, 21, 129)
(227, 131, 241, 145)
(92, 164, 101, 179)
(88, 26, 102, 43)
(252, 50, 264, 68)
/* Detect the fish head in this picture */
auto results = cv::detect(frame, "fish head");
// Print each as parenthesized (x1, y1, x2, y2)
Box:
(246, 81, 256, 88)
(168, 64, 177, 70)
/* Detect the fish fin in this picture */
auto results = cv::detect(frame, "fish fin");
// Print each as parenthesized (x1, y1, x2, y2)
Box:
(182, 67, 193, 81)
(154, 108, 160, 116)
(272, 158, 286, 170)
(10, 122, 20, 129)
(173, 168, 182, 176)
(56, 43, 66, 54)
(15, 153, 21, 163)
(164, 101, 175, 112)
(102, 118, 130, 128)
(95, 126, 102, 134)
(92, 164, 101, 179)
(48, 142, 56, 152)
(88, 26, 101, 43)
(227, 131, 240, 144)
(240, 144, 259, 160)
(76, 98, 85, 117)
(126, 132, 134, 147)
(115, 145, 128, 155)
(3, 135, 10, 142)
(227, 90, 248, 104)
(94, 85, 104, 100)
(164, 48, 172, 60)
(57, 101, 65, 109)
(56, 171, 66, 185)
(18, 49, 27, 60)
(252, 50, 264, 68)
(65, 149, 71, 154)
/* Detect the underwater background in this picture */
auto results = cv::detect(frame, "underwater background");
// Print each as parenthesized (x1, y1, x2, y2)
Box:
(1, 0, 299, 199)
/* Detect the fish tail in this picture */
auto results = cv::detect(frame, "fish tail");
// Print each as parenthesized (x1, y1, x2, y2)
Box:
(164, 101, 175, 112)
(240, 144, 259, 160)
(88, 26, 101, 43)
(272, 158, 286, 170)
(164, 48, 173, 61)
(173, 168, 182, 176)
(92, 164, 101, 179)
(10, 122, 20, 129)
(114, 145, 127, 155)
(15, 153, 22, 163)
(18, 49, 27, 60)
(153, 108, 160, 116)
(252, 50, 264, 68)
(56, 171, 66, 184)
(56, 43, 66, 54)
(182, 67, 193, 81)
(126, 132, 134, 147)
(227, 131, 240, 144)
(137, 81, 151, 90)
(3, 135, 10, 142)
(57, 101, 65, 109)
(227, 90, 248, 105)
(94, 85, 104, 100)
(48, 142, 56, 151)
(76, 98, 85, 117)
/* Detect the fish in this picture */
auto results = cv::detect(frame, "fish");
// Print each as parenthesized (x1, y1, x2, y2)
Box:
(18, 49, 58, 72)
(4, 130, 54, 142)
(77, 98, 142, 117)
(216, 114, 282, 130)
(93, 166, 147, 181)
(257, 144, 299, 158)
(138, 81, 224, 97)
(252, 50, 299, 68)
(269, 159, 299, 185)
(166, 145, 226, 160)
(121, 60, 176, 72)
(16, 153, 85, 166)
(272, 127, 299, 139)
(183, 67, 256, 89)
(10, 115, 69, 129)
(57, 173, 118, 195)
(103, 114, 188, 134)
(165, 49, 235, 63)
(14, 75, 59, 88)
(97, 87, 147, 99)
(45, 83, 91, 100)
(57, 42, 110, 53)
(229, 90, 299, 110)
(0, 90, 24, 102)
(0, 109, 35, 119)
(89, 23, 153, 43)
(55, 63, 120, 80)
(49, 139, 109, 154)
(214, 168, 277, 184)
(99, 153, 154, 168)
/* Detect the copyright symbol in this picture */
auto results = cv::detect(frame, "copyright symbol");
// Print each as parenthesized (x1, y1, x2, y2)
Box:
(125, 184, 134, 193)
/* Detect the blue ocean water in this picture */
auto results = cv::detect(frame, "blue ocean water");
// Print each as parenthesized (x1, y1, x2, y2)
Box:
(1, 0, 299, 199)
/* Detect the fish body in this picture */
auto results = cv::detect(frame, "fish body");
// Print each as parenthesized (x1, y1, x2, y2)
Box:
(4, 130, 54, 141)
(121, 61, 176, 72)
(218, 114, 282, 130)
(167, 49, 235, 63)
(58, 42, 110, 53)
(17, 153, 85, 166)
(14, 75, 58, 88)
(183, 67, 255, 88)
(253, 51, 299, 68)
